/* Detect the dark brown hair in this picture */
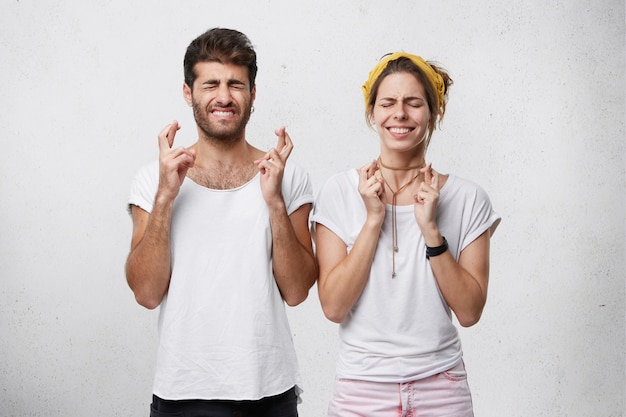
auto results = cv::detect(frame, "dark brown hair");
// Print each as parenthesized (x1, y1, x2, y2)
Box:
(183, 28, 257, 92)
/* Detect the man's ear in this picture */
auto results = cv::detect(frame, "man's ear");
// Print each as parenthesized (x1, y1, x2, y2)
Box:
(183, 83, 193, 107)
(251, 85, 256, 103)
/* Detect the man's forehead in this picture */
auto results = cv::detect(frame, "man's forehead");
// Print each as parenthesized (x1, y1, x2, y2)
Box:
(194, 61, 249, 81)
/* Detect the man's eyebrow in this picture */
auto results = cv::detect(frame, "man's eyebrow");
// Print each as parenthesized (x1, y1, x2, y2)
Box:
(199, 78, 247, 87)
(227, 79, 246, 86)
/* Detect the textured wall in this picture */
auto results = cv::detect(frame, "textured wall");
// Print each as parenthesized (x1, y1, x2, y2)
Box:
(0, 1, 624, 416)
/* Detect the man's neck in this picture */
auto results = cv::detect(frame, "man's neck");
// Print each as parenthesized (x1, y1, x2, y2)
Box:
(195, 135, 251, 165)
(186, 134, 264, 190)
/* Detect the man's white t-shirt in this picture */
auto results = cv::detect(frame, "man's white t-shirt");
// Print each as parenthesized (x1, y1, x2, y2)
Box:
(129, 160, 313, 400)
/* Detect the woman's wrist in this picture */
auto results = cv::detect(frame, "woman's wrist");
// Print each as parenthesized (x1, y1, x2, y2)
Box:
(421, 225, 442, 247)
(365, 214, 384, 230)
(426, 236, 448, 259)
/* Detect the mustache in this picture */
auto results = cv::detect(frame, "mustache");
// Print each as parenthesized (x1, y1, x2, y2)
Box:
(210, 104, 236, 111)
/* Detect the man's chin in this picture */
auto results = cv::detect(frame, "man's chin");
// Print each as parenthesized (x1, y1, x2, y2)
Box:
(199, 125, 246, 143)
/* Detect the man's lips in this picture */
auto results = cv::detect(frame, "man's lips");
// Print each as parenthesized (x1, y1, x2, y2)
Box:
(211, 109, 236, 117)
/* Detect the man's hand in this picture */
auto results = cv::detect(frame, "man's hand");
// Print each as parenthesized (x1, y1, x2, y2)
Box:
(255, 126, 293, 209)
(157, 120, 196, 202)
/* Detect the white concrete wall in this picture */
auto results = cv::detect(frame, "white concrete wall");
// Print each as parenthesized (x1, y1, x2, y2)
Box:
(1, 1, 624, 416)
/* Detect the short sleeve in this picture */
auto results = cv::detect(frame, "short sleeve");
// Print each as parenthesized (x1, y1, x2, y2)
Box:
(311, 170, 362, 246)
(127, 160, 159, 215)
(282, 162, 314, 216)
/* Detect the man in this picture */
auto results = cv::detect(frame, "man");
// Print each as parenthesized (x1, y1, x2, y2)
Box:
(125, 28, 317, 417)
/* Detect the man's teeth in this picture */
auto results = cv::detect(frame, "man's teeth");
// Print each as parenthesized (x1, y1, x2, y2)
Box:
(214, 111, 233, 116)
(389, 127, 410, 134)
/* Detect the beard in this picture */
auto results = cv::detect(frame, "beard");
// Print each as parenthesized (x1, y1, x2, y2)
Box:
(192, 99, 252, 145)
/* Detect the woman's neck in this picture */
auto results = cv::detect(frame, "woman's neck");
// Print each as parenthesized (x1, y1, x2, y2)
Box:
(377, 154, 425, 192)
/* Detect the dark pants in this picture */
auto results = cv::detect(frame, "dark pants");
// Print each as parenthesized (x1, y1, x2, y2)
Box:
(150, 386, 299, 417)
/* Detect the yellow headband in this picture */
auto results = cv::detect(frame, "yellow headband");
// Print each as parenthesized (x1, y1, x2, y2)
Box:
(362, 52, 444, 111)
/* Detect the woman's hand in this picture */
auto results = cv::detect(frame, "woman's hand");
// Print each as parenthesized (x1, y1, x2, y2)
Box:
(358, 160, 385, 227)
(413, 163, 441, 240)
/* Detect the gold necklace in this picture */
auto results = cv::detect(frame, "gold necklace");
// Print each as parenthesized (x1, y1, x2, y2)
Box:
(377, 157, 425, 278)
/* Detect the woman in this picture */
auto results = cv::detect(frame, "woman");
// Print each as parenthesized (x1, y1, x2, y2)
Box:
(312, 52, 501, 416)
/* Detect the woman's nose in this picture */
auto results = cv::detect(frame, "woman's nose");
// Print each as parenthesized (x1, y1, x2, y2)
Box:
(393, 105, 408, 119)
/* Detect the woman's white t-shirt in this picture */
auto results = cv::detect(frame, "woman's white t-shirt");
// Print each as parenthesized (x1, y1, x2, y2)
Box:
(312, 170, 500, 382)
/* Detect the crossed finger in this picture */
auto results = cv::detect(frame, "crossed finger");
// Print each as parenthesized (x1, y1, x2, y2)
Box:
(274, 126, 293, 161)
(359, 161, 383, 198)
(158, 120, 180, 150)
